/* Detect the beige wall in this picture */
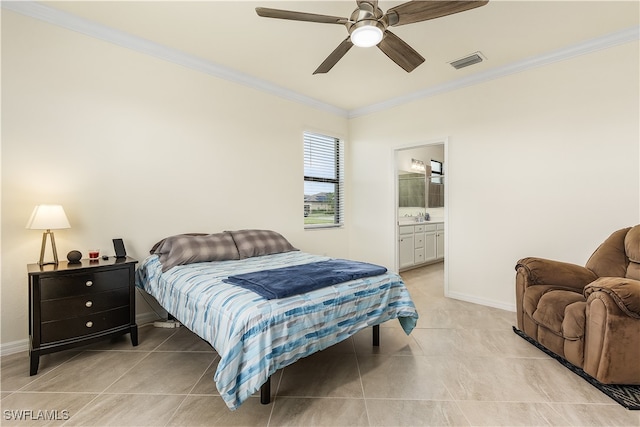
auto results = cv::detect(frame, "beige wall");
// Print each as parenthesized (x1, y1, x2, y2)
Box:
(2, 9, 639, 350)
(1, 11, 348, 347)
(349, 41, 640, 309)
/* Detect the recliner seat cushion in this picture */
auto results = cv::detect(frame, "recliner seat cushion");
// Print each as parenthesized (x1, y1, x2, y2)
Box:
(530, 290, 586, 338)
(523, 285, 581, 318)
(562, 301, 586, 340)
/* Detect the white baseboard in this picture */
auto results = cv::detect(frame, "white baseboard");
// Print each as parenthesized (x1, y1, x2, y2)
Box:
(445, 290, 516, 312)
(0, 339, 29, 357)
(0, 312, 163, 357)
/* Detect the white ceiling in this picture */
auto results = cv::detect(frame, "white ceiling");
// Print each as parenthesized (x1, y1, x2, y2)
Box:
(10, 1, 640, 115)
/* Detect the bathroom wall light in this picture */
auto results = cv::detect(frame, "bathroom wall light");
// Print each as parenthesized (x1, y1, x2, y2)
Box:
(411, 158, 426, 172)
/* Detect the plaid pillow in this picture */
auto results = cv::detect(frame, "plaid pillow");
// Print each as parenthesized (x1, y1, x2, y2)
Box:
(150, 233, 207, 255)
(229, 229, 298, 259)
(153, 232, 240, 272)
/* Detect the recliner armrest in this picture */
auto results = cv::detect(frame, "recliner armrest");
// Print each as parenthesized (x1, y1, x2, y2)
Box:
(516, 257, 598, 291)
(584, 277, 640, 318)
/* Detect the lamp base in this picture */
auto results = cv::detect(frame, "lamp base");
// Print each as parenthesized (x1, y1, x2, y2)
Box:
(38, 230, 60, 266)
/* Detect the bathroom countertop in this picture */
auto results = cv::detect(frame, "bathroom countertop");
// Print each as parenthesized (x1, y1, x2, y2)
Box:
(398, 218, 444, 226)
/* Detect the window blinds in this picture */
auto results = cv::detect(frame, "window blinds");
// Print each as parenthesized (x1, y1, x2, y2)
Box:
(303, 132, 344, 227)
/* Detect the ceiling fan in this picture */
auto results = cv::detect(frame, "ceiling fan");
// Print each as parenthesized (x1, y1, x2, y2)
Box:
(255, 0, 489, 74)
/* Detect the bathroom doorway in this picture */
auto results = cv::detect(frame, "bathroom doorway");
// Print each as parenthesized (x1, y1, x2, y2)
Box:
(394, 139, 448, 293)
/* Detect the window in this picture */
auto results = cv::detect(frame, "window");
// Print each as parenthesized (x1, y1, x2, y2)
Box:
(430, 159, 443, 184)
(428, 159, 444, 208)
(303, 132, 344, 228)
(430, 159, 442, 175)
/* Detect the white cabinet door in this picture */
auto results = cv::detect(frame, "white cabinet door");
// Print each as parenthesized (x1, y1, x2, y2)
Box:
(436, 230, 445, 259)
(399, 235, 414, 269)
(424, 232, 437, 262)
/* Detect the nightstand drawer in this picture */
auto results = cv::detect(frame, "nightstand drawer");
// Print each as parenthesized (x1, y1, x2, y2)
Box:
(41, 288, 130, 322)
(40, 269, 129, 300)
(41, 306, 130, 344)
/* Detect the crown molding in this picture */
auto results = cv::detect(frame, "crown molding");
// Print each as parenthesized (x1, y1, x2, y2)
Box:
(2, 1, 349, 118)
(3, 2, 638, 120)
(349, 25, 640, 118)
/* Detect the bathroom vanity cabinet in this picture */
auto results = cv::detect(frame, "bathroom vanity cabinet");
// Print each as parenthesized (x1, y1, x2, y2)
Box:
(398, 222, 444, 271)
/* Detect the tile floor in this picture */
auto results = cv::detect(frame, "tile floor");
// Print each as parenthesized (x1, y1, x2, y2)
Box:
(2, 263, 639, 426)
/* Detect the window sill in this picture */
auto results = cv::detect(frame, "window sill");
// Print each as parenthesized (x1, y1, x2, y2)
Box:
(304, 224, 343, 230)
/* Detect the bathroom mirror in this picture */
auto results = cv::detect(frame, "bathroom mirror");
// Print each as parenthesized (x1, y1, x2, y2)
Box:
(398, 171, 426, 208)
(396, 144, 445, 212)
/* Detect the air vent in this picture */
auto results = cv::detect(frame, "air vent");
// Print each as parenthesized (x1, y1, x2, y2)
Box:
(449, 52, 486, 70)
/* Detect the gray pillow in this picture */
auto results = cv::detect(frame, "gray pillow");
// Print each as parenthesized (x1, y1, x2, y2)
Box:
(150, 233, 206, 255)
(229, 229, 298, 259)
(153, 232, 240, 272)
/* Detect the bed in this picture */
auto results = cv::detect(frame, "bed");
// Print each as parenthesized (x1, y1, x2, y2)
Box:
(135, 230, 419, 410)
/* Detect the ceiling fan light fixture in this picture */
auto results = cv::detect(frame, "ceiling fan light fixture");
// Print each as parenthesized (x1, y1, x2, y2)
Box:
(350, 24, 383, 48)
(256, 0, 490, 73)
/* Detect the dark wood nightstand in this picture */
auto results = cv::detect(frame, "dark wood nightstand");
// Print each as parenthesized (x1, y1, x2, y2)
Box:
(27, 257, 138, 375)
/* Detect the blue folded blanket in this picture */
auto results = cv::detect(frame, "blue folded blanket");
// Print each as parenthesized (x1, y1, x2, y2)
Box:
(223, 259, 388, 299)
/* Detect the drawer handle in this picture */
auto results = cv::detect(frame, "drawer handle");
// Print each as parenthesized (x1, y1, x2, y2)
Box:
(85, 281, 93, 287)
(85, 301, 93, 308)
(86, 321, 93, 328)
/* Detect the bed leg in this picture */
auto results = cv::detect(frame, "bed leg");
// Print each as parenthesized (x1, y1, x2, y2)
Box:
(260, 377, 271, 404)
(373, 324, 380, 346)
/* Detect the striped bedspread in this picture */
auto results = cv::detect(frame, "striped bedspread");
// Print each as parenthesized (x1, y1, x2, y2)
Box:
(135, 251, 418, 410)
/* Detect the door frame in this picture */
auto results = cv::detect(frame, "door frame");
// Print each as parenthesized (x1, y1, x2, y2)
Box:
(392, 138, 449, 293)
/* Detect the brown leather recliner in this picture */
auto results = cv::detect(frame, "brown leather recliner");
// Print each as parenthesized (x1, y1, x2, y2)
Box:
(515, 225, 640, 385)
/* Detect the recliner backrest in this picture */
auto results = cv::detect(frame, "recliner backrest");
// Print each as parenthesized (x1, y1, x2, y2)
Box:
(625, 225, 640, 280)
(585, 227, 631, 278)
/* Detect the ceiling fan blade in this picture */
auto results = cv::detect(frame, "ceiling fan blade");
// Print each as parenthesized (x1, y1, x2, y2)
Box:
(256, 7, 349, 25)
(386, 0, 488, 26)
(377, 30, 425, 72)
(313, 37, 354, 74)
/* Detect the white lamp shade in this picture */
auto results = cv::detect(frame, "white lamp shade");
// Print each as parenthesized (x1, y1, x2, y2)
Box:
(351, 25, 383, 48)
(26, 205, 71, 230)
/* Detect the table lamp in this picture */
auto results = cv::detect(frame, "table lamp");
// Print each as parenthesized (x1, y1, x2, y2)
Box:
(26, 204, 71, 266)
